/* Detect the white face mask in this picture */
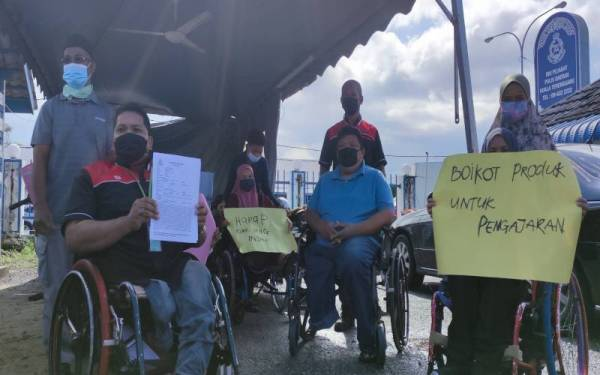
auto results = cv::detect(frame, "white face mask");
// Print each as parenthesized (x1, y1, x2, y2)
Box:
(247, 152, 262, 163)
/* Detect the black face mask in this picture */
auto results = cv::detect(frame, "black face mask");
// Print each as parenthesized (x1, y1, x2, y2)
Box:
(337, 147, 359, 167)
(240, 178, 255, 192)
(115, 133, 148, 167)
(341, 96, 360, 116)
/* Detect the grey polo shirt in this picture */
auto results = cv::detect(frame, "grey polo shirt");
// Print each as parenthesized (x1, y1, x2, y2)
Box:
(31, 92, 113, 224)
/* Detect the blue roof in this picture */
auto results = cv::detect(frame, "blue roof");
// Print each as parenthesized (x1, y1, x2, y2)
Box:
(548, 114, 600, 144)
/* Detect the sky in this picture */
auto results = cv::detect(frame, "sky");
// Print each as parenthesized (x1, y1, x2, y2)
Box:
(5, 0, 600, 175)
(276, 0, 600, 174)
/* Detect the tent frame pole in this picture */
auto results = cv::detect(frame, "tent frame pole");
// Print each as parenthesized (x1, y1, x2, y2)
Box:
(436, 0, 479, 153)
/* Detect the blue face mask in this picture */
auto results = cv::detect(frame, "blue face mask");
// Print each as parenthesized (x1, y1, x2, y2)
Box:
(247, 152, 262, 163)
(501, 100, 529, 122)
(63, 63, 89, 89)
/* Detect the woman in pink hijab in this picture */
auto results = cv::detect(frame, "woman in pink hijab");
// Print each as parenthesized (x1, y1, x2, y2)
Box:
(225, 164, 283, 312)
(226, 164, 274, 208)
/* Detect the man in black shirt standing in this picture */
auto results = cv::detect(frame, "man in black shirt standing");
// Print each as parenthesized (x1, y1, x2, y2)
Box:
(319, 79, 387, 176)
(318, 79, 388, 332)
(63, 103, 214, 374)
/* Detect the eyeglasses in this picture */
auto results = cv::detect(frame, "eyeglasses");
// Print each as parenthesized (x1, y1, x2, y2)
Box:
(61, 55, 91, 65)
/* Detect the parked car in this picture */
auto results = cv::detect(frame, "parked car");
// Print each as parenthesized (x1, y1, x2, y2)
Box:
(391, 143, 600, 321)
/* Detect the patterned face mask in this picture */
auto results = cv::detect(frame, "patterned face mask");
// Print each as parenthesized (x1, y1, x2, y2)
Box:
(501, 100, 529, 123)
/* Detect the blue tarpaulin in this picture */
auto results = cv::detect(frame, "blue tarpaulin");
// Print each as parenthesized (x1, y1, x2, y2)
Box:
(548, 114, 600, 144)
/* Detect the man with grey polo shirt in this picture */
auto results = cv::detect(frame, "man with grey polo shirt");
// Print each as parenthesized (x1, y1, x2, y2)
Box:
(31, 34, 113, 347)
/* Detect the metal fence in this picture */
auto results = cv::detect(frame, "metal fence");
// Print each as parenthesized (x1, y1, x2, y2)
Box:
(274, 169, 400, 208)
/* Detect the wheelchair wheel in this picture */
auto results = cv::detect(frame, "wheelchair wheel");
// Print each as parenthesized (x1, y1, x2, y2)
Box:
(389, 250, 409, 352)
(375, 322, 387, 368)
(49, 270, 97, 375)
(214, 250, 244, 324)
(208, 275, 240, 375)
(288, 314, 301, 356)
(427, 291, 449, 374)
(553, 273, 589, 375)
(288, 262, 309, 356)
(269, 274, 288, 314)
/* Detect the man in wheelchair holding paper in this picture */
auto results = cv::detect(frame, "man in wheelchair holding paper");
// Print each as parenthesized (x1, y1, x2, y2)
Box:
(305, 126, 395, 363)
(62, 103, 215, 374)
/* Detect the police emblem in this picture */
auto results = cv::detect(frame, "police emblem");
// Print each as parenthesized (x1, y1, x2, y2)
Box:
(547, 32, 566, 64)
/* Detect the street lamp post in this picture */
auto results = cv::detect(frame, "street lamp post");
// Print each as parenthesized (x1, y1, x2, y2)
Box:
(484, 1, 567, 74)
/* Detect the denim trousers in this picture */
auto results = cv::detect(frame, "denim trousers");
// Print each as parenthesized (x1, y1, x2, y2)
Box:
(145, 260, 216, 375)
(304, 235, 378, 352)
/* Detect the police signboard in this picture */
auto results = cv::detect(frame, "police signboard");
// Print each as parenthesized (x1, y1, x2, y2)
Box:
(535, 12, 589, 109)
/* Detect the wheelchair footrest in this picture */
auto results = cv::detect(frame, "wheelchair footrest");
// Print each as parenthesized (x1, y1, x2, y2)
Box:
(122, 325, 160, 362)
(503, 345, 523, 361)
(429, 331, 448, 348)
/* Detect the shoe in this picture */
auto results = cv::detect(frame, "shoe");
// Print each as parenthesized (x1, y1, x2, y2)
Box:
(358, 350, 377, 363)
(334, 318, 355, 332)
(304, 327, 317, 341)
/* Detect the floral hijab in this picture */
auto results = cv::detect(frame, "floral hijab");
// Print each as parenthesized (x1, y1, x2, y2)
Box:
(487, 74, 555, 151)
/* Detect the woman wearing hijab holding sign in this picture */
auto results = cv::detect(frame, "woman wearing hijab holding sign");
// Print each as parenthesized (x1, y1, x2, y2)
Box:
(225, 164, 288, 311)
(486, 74, 554, 152)
(429, 129, 528, 375)
(429, 74, 586, 374)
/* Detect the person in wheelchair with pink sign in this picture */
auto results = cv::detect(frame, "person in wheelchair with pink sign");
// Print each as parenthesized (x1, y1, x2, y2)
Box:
(54, 103, 237, 375)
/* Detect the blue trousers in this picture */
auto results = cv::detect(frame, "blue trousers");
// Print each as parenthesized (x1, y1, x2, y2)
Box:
(305, 236, 378, 352)
(145, 260, 216, 375)
(37, 230, 73, 348)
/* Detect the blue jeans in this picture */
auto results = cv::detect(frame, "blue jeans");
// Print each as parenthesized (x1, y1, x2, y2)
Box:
(305, 236, 378, 352)
(145, 260, 216, 375)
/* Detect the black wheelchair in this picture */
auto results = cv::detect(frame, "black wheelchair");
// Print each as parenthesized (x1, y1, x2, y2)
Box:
(427, 274, 589, 375)
(48, 259, 239, 375)
(207, 216, 294, 324)
(286, 208, 410, 367)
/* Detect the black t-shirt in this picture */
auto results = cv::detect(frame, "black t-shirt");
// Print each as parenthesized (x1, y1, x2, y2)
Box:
(319, 118, 387, 170)
(63, 160, 192, 286)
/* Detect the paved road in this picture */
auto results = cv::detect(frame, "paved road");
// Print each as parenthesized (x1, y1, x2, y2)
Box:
(232, 276, 600, 375)
(232, 277, 441, 375)
(2, 270, 599, 375)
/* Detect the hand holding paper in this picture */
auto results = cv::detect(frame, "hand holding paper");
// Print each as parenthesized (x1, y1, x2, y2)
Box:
(224, 208, 297, 254)
(150, 153, 201, 244)
(432, 151, 582, 284)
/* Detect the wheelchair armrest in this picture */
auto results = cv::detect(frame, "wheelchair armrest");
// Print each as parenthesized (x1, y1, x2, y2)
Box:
(132, 284, 147, 299)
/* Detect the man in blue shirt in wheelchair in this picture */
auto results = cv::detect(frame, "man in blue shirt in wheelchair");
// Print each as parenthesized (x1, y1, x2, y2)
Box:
(63, 103, 215, 374)
(305, 126, 396, 362)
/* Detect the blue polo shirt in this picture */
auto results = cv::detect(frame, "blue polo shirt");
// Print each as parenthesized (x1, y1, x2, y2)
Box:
(309, 163, 394, 242)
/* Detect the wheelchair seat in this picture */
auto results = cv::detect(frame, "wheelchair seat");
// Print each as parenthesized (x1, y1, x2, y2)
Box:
(49, 259, 239, 375)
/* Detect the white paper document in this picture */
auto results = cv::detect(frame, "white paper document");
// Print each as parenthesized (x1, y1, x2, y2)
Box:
(149, 153, 201, 243)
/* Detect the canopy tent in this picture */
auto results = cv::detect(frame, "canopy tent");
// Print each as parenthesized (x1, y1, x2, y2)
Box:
(0, 0, 416, 192)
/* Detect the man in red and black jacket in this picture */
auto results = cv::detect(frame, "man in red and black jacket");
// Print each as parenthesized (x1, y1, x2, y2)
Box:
(318, 79, 388, 333)
(319, 79, 387, 176)
(63, 103, 215, 374)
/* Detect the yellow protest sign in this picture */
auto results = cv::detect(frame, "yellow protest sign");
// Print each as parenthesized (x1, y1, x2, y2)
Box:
(224, 208, 298, 254)
(432, 151, 582, 284)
